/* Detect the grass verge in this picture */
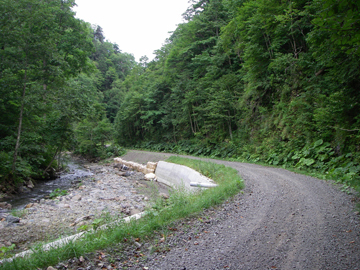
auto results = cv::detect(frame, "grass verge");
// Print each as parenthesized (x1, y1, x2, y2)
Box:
(0, 157, 244, 270)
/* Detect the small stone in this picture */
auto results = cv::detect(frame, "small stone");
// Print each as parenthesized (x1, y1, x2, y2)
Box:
(79, 256, 85, 262)
(130, 208, 141, 216)
(59, 204, 70, 208)
(77, 221, 86, 227)
(145, 173, 156, 180)
(72, 195, 82, 201)
(25, 203, 34, 209)
(47, 266, 57, 270)
(159, 193, 169, 199)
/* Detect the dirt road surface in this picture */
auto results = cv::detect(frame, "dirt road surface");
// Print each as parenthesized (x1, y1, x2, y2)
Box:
(121, 150, 360, 270)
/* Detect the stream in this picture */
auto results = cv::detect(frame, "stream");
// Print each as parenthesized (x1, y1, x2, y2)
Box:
(6, 160, 93, 209)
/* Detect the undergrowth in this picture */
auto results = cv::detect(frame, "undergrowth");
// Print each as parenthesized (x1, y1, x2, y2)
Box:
(133, 139, 360, 193)
(0, 157, 243, 270)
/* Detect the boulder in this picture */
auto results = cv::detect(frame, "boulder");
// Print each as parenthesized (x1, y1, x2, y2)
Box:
(27, 180, 35, 189)
(0, 202, 12, 210)
(146, 162, 157, 172)
(6, 215, 20, 223)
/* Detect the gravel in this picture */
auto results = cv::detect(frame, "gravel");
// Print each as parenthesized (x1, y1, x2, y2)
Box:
(0, 160, 169, 254)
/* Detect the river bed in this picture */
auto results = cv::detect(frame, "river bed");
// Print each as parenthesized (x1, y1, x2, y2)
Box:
(0, 158, 168, 254)
(6, 160, 94, 209)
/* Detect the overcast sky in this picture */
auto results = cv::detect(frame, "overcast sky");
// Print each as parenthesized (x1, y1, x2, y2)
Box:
(73, 0, 190, 62)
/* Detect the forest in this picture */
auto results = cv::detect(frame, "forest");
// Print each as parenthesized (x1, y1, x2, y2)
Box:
(1, 0, 359, 192)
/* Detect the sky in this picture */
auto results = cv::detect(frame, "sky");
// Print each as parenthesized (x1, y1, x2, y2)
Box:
(73, 0, 190, 62)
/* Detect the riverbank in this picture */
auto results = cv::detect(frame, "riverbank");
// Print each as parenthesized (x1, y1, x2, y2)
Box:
(0, 160, 169, 254)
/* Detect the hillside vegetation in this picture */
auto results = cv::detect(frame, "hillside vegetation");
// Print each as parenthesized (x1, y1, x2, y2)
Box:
(1, 0, 359, 191)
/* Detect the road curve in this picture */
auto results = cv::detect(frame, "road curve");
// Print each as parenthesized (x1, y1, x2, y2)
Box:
(122, 150, 360, 270)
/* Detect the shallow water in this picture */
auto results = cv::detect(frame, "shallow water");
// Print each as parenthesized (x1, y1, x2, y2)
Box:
(7, 161, 93, 209)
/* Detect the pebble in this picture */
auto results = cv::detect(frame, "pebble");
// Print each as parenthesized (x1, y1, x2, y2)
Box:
(159, 193, 169, 199)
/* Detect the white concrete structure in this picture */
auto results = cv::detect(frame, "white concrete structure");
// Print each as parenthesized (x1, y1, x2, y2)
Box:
(155, 161, 217, 192)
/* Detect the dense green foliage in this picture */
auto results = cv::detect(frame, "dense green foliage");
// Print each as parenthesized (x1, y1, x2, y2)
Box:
(1, 0, 359, 191)
(0, 0, 130, 189)
(113, 0, 360, 190)
(0, 0, 95, 188)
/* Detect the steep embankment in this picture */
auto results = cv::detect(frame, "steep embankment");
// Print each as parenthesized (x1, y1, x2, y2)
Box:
(121, 150, 360, 269)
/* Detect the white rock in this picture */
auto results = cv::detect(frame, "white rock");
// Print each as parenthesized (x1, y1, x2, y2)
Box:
(145, 173, 156, 180)
(72, 195, 82, 201)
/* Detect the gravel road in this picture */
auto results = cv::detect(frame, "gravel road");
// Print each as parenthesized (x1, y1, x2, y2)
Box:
(120, 150, 360, 270)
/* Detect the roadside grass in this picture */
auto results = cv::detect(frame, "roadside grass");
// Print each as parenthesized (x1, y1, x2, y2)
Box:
(0, 157, 244, 270)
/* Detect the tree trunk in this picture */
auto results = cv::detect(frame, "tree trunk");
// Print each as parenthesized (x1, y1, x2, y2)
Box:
(12, 69, 27, 173)
(228, 111, 233, 140)
(43, 144, 62, 176)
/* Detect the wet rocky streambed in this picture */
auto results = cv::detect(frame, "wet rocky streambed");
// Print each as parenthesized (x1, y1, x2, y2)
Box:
(0, 158, 169, 254)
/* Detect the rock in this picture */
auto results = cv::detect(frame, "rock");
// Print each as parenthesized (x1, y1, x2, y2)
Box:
(27, 180, 35, 189)
(47, 266, 57, 270)
(74, 215, 93, 224)
(146, 162, 157, 172)
(19, 186, 31, 193)
(6, 215, 20, 223)
(145, 173, 156, 181)
(58, 203, 71, 208)
(159, 193, 169, 199)
(121, 203, 131, 209)
(77, 221, 86, 227)
(130, 208, 141, 216)
(0, 202, 12, 210)
(25, 203, 34, 209)
(116, 196, 127, 201)
(72, 195, 82, 201)
(116, 171, 127, 176)
(113, 163, 122, 169)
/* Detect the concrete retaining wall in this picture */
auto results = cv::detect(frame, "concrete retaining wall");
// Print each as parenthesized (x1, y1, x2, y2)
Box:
(155, 161, 217, 192)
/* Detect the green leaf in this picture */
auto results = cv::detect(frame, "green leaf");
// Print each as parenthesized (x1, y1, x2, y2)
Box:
(313, 139, 323, 148)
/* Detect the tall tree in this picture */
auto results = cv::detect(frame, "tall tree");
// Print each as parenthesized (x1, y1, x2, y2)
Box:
(0, 0, 93, 180)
